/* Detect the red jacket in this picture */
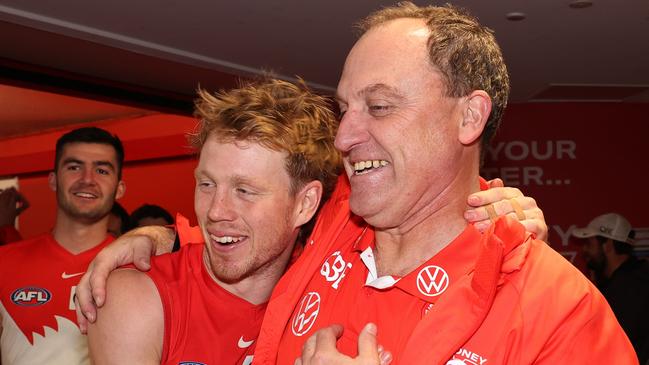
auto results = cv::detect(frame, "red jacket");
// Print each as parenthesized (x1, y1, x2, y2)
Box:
(254, 176, 636, 364)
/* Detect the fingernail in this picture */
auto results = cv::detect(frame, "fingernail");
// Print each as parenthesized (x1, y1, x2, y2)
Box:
(381, 351, 393, 364)
(365, 322, 377, 335)
(464, 210, 475, 220)
(85, 312, 95, 322)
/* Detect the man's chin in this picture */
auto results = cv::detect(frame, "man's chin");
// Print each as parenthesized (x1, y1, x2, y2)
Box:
(349, 197, 392, 227)
(211, 267, 251, 285)
(204, 255, 253, 285)
(65, 207, 110, 223)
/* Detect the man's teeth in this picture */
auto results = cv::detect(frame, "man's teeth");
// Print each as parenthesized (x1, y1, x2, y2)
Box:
(74, 192, 97, 198)
(210, 235, 242, 244)
(353, 160, 388, 173)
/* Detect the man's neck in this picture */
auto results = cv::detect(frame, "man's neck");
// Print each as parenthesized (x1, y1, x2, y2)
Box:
(373, 165, 479, 277)
(52, 210, 109, 254)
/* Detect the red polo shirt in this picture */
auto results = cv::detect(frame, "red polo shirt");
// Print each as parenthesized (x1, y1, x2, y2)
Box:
(277, 223, 483, 362)
(255, 176, 636, 364)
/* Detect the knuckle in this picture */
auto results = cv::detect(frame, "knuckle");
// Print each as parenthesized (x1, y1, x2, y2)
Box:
(495, 200, 509, 214)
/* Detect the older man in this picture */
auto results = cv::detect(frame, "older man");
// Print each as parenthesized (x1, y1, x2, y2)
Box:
(254, 3, 635, 364)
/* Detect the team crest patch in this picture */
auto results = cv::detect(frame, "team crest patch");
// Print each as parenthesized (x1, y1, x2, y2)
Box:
(320, 251, 352, 289)
(416, 265, 449, 297)
(291, 292, 321, 336)
(11, 287, 52, 306)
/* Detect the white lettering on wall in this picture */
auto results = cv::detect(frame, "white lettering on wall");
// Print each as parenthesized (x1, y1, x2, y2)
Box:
(483, 140, 576, 187)
(551, 224, 576, 247)
(486, 140, 576, 161)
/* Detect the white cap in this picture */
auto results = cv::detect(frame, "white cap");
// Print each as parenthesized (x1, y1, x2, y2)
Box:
(572, 213, 634, 244)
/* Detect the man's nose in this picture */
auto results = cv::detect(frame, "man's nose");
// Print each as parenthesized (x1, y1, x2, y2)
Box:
(207, 190, 237, 222)
(334, 110, 369, 153)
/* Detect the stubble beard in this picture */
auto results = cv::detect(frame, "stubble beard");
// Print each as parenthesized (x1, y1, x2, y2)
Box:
(203, 222, 296, 286)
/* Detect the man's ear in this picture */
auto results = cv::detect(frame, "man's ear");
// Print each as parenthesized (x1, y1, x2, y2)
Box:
(293, 180, 323, 229)
(115, 181, 126, 200)
(48, 172, 57, 192)
(459, 90, 492, 145)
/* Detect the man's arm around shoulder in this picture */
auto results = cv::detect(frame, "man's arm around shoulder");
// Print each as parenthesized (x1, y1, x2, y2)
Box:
(88, 268, 163, 365)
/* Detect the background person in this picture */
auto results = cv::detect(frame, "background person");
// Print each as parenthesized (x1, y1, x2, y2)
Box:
(107, 201, 129, 238)
(0, 187, 29, 245)
(129, 203, 173, 229)
(0, 127, 125, 365)
(573, 212, 649, 364)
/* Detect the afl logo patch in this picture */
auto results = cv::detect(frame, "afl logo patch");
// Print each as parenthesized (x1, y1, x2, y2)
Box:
(291, 292, 321, 336)
(416, 265, 449, 297)
(11, 287, 52, 306)
(179, 362, 206, 365)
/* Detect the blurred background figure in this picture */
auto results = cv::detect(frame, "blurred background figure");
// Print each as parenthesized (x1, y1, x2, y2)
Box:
(573, 213, 649, 364)
(0, 187, 30, 246)
(107, 202, 130, 237)
(129, 203, 173, 229)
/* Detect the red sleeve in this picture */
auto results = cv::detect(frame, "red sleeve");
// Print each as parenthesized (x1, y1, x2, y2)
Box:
(0, 224, 22, 245)
(175, 213, 203, 247)
(535, 291, 637, 364)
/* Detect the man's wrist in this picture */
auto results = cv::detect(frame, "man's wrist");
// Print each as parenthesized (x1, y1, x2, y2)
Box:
(154, 226, 176, 255)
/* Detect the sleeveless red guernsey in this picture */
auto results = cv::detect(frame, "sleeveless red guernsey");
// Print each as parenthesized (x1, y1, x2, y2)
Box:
(146, 243, 266, 365)
(0, 233, 113, 365)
